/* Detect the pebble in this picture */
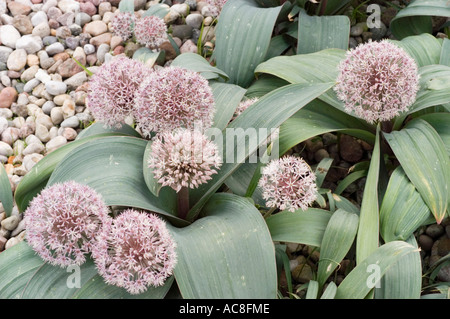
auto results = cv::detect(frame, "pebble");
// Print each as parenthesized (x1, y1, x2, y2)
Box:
(45, 135, 67, 153)
(6, 48, 27, 71)
(45, 42, 65, 56)
(1, 215, 20, 231)
(426, 224, 445, 239)
(0, 87, 18, 108)
(45, 80, 67, 95)
(0, 25, 21, 48)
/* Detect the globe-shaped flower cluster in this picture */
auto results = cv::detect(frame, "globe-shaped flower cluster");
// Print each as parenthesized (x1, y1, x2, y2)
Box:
(134, 66, 215, 137)
(92, 209, 177, 295)
(148, 128, 222, 192)
(24, 181, 111, 267)
(25, 181, 177, 294)
(134, 15, 168, 49)
(86, 56, 153, 128)
(334, 40, 420, 124)
(111, 11, 167, 49)
(259, 156, 318, 212)
(111, 12, 135, 42)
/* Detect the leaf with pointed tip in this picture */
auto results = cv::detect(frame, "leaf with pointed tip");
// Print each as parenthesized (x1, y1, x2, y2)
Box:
(317, 209, 359, 288)
(214, 0, 285, 87)
(335, 241, 418, 299)
(384, 119, 449, 224)
(380, 166, 431, 243)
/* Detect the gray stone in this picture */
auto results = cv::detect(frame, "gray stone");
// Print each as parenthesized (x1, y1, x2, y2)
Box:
(45, 42, 65, 56)
(42, 36, 57, 46)
(350, 22, 365, 37)
(370, 21, 387, 40)
(0, 46, 13, 63)
(96, 43, 110, 63)
(23, 78, 41, 93)
(185, 13, 203, 29)
(65, 36, 80, 50)
(64, 71, 87, 91)
(15, 35, 43, 54)
(172, 25, 193, 40)
(42, 100, 56, 114)
(60, 115, 80, 128)
(45, 81, 67, 96)
(0, 25, 21, 48)
(75, 12, 91, 27)
(83, 43, 95, 55)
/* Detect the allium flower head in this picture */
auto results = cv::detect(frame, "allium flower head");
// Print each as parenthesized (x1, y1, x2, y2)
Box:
(92, 209, 177, 295)
(259, 156, 317, 212)
(134, 16, 168, 49)
(134, 66, 215, 137)
(206, 0, 228, 16)
(111, 12, 135, 42)
(24, 181, 111, 267)
(148, 128, 222, 192)
(334, 40, 419, 124)
(87, 56, 153, 128)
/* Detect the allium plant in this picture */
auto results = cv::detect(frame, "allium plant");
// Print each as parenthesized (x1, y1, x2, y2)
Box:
(206, 0, 228, 16)
(134, 16, 168, 49)
(24, 181, 111, 267)
(334, 40, 420, 124)
(134, 66, 215, 137)
(111, 11, 135, 42)
(87, 56, 153, 128)
(259, 156, 318, 213)
(92, 209, 177, 295)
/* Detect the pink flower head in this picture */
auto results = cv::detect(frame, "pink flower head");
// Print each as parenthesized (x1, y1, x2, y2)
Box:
(259, 156, 317, 212)
(232, 97, 259, 121)
(134, 16, 168, 49)
(24, 181, 111, 267)
(334, 40, 419, 124)
(92, 209, 177, 295)
(206, 0, 228, 16)
(111, 11, 135, 42)
(148, 128, 222, 192)
(87, 56, 153, 128)
(134, 66, 215, 137)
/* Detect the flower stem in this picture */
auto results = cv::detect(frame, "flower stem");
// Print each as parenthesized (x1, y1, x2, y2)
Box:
(263, 207, 277, 219)
(177, 187, 190, 220)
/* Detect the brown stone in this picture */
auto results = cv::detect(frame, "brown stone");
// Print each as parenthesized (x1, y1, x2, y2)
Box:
(159, 41, 177, 61)
(0, 87, 18, 108)
(12, 15, 33, 35)
(7, 2, 31, 16)
(339, 134, 363, 163)
(89, 32, 112, 46)
(57, 59, 83, 78)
